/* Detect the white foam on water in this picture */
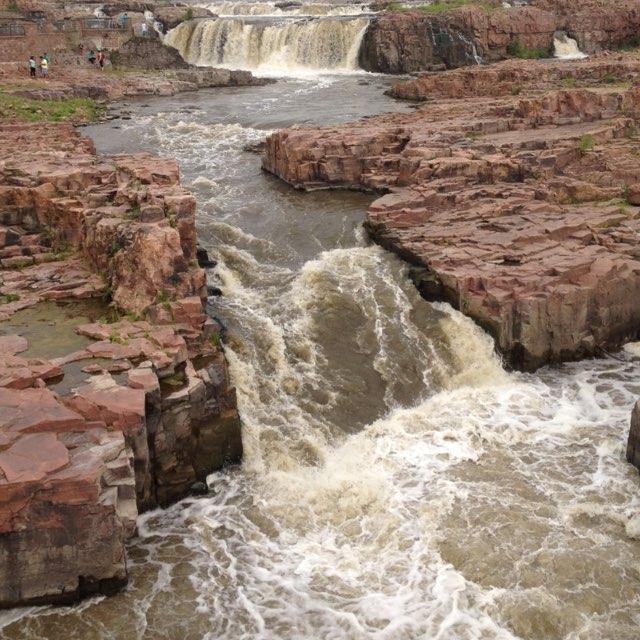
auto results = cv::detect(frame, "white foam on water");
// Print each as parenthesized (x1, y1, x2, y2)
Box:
(5, 83, 640, 640)
(554, 32, 588, 60)
(164, 15, 370, 76)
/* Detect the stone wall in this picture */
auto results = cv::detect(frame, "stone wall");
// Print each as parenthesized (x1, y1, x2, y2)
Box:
(0, 17, 133, 64)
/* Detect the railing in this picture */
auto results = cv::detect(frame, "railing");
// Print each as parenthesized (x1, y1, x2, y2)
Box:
(0, 22, 26, 37)
(82, 17, 125, 31)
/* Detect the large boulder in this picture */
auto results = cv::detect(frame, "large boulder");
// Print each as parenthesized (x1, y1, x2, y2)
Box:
(110, 35, 191, 70)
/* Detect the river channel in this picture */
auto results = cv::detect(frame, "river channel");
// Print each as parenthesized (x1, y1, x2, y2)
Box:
(1, 53, 640, 640)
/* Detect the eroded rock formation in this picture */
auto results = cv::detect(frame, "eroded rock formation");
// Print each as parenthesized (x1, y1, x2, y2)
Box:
(359, 1, 640, 73)
(0, 122, 241, 608)
(263, 55, 640, 370)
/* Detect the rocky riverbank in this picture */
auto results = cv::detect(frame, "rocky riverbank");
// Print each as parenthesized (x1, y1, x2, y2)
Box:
(0, 122, 241, 608)
(263, 53, 640, 371)
(360, 0, 640, 73)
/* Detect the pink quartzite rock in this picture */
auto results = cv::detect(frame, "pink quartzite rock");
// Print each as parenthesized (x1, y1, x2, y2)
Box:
(0, 121, 242, 609)
(264, 76, 640, 370)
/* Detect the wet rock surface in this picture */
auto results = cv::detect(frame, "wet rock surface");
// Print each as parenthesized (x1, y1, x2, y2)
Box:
(0, 122, 241, 608)
(360, 0, 640, 73)
(263, 55, 640, 371)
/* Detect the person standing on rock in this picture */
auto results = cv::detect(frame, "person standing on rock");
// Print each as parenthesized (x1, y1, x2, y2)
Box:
(97, 50, 105, 70)
(28, 56, 36, 78)
(39, 56, 48, 79)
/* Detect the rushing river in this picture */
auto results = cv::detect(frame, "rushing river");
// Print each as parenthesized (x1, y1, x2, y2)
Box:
(2, 71, 640, 639)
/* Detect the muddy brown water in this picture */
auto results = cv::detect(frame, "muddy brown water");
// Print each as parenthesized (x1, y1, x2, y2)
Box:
(1, 75, 640, 640)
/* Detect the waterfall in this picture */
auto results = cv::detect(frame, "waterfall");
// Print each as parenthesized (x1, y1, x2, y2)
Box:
(202, 2, 371, 17)
(165, 16, 370, 75)
(553, 31, 587, 60)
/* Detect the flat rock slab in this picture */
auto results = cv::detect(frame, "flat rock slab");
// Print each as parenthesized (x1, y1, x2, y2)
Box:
(264, 81, 640, 369)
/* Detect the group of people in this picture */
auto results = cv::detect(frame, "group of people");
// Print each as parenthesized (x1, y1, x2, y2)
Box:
(28, 54, 49, 79)
(87, 49, 107, 70)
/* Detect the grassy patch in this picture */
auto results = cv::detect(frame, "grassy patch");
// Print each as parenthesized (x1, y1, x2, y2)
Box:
(0, 293, 20, 304)
(578, 134, 595, 156)
(506, 40, 549, 60)
(388, 0, 497, 14)
(0, 92, 105, 124)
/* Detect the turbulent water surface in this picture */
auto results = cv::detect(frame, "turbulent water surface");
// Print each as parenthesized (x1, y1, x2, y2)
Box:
(2, 68, 640, 640)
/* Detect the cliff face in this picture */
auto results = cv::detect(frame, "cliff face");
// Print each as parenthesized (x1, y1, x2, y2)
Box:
(359, 1, 640, 73)
(0, 122, 241, 608)
(263, 57, 640, 371)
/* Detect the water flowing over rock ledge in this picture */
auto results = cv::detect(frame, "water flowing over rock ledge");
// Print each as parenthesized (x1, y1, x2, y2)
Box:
(262, 55, 640, 371)
(0, 123, 241, 608)
(359, 0, 640, 73)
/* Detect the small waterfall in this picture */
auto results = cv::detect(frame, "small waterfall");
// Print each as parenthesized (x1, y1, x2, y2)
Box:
(165, 16, 370, 74)
(553, 31, 587, 60)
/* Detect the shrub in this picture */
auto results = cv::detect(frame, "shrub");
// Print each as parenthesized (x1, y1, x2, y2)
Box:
(506, 40, 549, 60)
(578, 134, 595, 155)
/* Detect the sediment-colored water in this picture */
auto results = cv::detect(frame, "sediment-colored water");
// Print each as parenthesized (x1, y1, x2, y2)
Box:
(1, 71, 639, 640)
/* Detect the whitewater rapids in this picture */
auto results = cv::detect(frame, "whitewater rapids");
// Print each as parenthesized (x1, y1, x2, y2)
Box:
(2, 75, 639, 640)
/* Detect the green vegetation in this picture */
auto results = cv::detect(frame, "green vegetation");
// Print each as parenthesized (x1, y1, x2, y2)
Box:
(185, 7, 194, 19)
(6, 0, 19, 12)
(0, 92, 105, 124)
(562, 77, 578, 88)
(578, 134, 595, 155)
(506, 40, 549, 60)
(126, 203, 141, 220)
(108, 331, 127, 345)
(510, 84, 523, 96)
(388, 0, 496, 14)
(615, 36, 640, 51)
(602, 73, 619, 84)
(0, 293, 20, 305)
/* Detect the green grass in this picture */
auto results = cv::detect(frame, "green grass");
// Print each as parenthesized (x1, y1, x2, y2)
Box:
(615, 36, 640, 51)
(506, 40, 549, 60)
(578, 134, 595, 155)
(0, 293, 20, 304)
(0, 92, 105, 124)
(388, 0, 497, 14)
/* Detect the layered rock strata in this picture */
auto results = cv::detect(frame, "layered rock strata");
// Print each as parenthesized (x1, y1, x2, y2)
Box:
(263, 59, 640, 371)
(0, 122, 241, 607)
(360, 1, 640, 73)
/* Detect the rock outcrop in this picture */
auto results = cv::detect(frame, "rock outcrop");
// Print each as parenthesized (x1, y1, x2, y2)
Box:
(359, 1, 640, 73)
(627, 400, 640, 471)
(263, 56, 640, 370)
(0, 122, 241, 608)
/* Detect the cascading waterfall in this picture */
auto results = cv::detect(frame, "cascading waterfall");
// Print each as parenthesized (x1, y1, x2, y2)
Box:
(164, 15, 370, 73)
(4, 73, 640, 640)
(203, 2, 372, 16)
(553, 31, 588, 60)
